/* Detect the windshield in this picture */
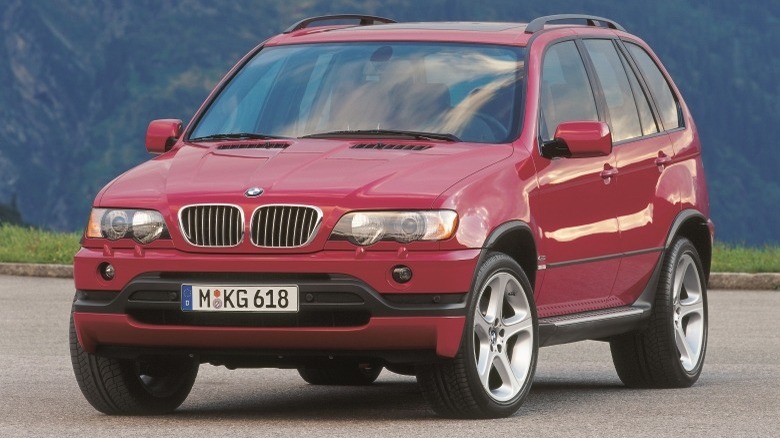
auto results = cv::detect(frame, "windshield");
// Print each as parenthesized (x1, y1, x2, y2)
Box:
(190, 42, 525, 143)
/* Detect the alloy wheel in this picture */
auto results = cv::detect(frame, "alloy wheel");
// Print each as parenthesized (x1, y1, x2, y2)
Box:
(672, 253, 705, 372)
(473, 271, 534, 402)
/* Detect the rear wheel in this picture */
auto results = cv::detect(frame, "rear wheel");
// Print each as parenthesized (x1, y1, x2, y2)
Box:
(610, 237, 708, 388)
(298, 362, 382, 385)
(69, 308, 198, 415)
(417, 253, 538, 418)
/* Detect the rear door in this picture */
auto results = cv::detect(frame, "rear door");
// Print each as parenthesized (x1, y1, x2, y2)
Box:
(580, 39, 677, 305)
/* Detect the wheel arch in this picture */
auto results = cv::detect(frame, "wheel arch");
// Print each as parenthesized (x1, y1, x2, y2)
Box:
(635, 209, 713, 311)
(478, 221, 538, 289)
(664, 209, 713, 280)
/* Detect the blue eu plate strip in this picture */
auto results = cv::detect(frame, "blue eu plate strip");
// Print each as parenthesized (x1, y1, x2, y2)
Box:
(181, 285, 193, 311)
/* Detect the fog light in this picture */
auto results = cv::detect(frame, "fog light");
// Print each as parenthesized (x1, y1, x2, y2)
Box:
(391, 265, 413, 283)
(100, 263, 115, 281)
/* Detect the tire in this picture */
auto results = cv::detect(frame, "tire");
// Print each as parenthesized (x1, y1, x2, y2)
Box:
(298, 362, 382, 385)
(69, 306, 199, 415)
(610, 237, 708, 388)
(416, 253, 538, 418)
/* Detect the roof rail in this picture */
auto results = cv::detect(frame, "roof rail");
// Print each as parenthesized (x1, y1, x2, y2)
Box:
(283, 14, 397, 34)
(524, 14, 625, 34)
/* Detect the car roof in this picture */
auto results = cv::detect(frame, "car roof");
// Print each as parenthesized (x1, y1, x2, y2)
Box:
(266, 21, 534, 47)
(265, 15, 628, 47)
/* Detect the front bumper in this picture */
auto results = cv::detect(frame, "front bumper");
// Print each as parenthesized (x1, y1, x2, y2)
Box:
(73, 248, 479, 360)
(73, 312, 466, 360)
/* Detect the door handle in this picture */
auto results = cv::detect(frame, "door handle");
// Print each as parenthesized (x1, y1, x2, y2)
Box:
(600, 166, 619, 179)
(655, 153, 672, 170)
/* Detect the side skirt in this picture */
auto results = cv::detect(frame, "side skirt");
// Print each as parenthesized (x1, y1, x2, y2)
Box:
(538, 306, 649, 347)
(537, 241, 669, 347)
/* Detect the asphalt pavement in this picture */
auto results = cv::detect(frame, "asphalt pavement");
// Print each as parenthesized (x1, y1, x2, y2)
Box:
(0, 275, 778, 437)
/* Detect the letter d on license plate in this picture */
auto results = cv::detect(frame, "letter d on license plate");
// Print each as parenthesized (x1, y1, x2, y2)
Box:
(181, 284, 299, 312)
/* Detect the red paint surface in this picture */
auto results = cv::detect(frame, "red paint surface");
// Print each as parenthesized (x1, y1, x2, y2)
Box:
(74, 22, 711, 357)
(74, 312, 466, 358)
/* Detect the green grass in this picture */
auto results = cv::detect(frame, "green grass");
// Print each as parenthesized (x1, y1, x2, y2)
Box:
(711, 242, 780, 273)
(0, 223, 778, 272)
(0, 224, 81, 265)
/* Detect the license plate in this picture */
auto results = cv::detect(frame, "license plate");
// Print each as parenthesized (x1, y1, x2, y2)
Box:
(181, 284, 299, 312)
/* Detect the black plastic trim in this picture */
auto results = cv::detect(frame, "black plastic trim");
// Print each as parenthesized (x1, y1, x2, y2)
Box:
(473, 220, 538, 294)
(283, 14, 396, 34)
(74, 273, 467, 322)
(546, 247, 663, 269)
(96, 346, 443, 367)
(476, 220, 534, 276)
(620, 40, 686, 132)
(525, 14, 626, 34)
(482, 220, 534, 249)
(538, 306, 649, 346)
(534, 36, 604, 149)
(576, 38, 610, 124)
(664, 209, 707, 248)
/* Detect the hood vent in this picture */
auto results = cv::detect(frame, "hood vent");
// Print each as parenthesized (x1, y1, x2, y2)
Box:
(351, 143, 432, 151)
(217, 142, 290, 150)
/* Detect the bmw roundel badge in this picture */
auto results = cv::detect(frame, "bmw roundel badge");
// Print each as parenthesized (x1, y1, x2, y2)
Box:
(245, 187, 264, 197)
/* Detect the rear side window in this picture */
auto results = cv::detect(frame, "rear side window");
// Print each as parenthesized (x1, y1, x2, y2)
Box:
(626, 43, 682, 130)
(584, 39, 642, 142)
(619, 48, 659, 136)
(540, 41, 598, 141)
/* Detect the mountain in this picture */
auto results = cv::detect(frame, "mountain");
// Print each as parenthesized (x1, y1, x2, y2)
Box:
(1, 0, 778, 245)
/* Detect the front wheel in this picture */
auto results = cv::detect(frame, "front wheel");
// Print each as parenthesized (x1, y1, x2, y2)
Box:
(417, 253, 538, 418)
(69, 308, 198, 415)
(610, 237, 708, 388)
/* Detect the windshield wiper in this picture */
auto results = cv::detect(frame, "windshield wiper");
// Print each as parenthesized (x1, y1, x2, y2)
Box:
(190, 132, 291, 141)
(301, 129, 460, 142)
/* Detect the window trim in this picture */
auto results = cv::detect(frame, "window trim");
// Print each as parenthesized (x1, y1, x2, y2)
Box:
(535, 36, 604, 152)
(613, 40, 660, 138)
(580, 38, 647, 145)
(535, 35, 688, 153)
(620, 39, 685, 132)
(187, 41, 528, 144)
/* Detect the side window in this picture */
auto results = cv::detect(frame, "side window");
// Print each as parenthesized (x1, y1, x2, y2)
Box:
(626, 43, 682, 130)
(583, 39, 642, 142)
(540, 41, 598, 142)
(618, 48, 659, 136)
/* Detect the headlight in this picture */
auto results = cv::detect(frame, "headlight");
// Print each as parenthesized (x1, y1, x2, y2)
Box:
(86, 208, 169, 244)
(331, 210, 458, 246)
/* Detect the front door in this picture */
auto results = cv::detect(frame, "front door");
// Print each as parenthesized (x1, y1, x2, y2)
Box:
(530, 40, 622, 318)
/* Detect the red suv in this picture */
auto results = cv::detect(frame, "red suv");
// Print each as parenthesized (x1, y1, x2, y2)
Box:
(70, 14, 713, 418)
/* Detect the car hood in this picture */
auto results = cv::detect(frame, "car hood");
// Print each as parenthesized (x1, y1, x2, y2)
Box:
(97, 139, 512, 211)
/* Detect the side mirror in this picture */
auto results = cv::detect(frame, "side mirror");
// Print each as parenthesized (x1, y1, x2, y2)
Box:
(146, 119, 183, 154)
(541, 121, 612, 159)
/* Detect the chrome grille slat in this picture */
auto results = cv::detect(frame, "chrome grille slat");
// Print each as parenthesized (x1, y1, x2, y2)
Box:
(250, 205, 321, 248)
(203, 209, 206, 246)
(207, 207, 211, 245)
(271, 208, 278, 247)
(264, 208, 271, 246)
(280, 207, 289, 246)
(292, 207, 300, 246)
(179, 205, 242, 247)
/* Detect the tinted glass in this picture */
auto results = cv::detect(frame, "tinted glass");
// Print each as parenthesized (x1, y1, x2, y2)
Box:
(584, 40, 642, 142)
(619, 47, 659, 136)
(627, 43, 681, 130)
(191, 43, 525, 143)
(540, 41, 598, 141)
